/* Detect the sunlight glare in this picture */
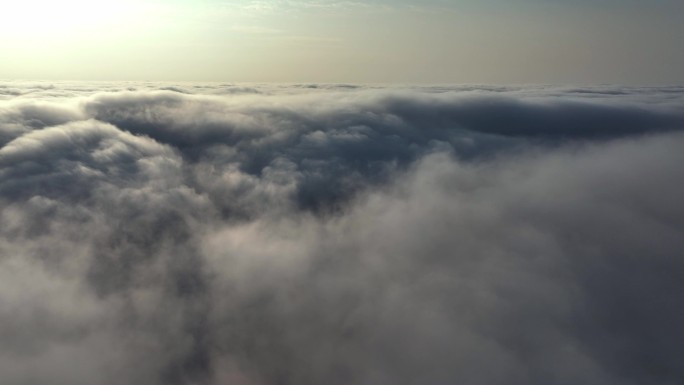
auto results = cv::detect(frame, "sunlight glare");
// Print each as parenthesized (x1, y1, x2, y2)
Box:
(2, 0, 139, 39)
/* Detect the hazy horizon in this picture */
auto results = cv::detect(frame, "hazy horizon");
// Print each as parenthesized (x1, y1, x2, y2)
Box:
(2, 0, 683, 84)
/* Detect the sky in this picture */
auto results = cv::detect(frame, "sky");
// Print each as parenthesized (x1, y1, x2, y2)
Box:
(1, 0, 683, 83)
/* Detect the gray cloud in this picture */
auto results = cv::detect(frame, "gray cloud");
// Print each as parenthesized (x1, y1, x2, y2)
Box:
(1, 83, 683, 385)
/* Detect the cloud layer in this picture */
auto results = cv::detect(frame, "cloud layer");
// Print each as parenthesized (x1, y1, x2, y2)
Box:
(1, 82, 684, 385)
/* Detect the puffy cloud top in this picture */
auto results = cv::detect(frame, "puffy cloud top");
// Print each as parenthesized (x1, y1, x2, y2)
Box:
(1, 82, 684, 385)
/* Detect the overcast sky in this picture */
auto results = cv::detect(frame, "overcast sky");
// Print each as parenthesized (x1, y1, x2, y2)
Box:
(1, 0, 683, 83)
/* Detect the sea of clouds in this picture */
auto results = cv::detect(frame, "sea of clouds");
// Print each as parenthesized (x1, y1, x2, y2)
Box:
(1, 81, 683, 385)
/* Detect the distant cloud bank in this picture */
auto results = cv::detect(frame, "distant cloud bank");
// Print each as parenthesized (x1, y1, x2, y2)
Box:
(1, 82, 684, 385)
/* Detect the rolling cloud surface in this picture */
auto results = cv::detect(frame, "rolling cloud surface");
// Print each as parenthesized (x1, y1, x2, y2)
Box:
(1, 82, 684, 385)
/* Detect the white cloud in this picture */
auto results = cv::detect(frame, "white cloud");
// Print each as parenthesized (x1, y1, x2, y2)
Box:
(1, 82, 684, 385)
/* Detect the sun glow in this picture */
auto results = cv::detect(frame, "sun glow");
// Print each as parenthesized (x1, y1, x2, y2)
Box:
(2, 0, 140, 40)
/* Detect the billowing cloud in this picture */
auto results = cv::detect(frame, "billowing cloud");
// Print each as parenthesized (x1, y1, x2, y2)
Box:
(1, 82, 683, 385)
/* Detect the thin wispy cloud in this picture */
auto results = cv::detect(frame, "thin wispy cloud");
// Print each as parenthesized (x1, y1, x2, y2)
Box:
(231, 25, 284, 34)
